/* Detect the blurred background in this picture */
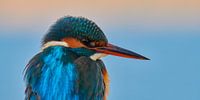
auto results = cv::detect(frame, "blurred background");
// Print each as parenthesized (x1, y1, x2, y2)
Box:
(0, 0, 200, 100)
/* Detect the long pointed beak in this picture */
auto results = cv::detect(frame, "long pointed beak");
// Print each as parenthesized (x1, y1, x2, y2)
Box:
(92, 43, 150, 60)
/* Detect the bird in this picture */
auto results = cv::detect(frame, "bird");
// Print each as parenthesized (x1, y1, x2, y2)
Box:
(24, 16, 149, 100)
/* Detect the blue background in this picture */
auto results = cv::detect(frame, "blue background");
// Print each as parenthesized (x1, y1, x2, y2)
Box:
(0, 0, 200, 100)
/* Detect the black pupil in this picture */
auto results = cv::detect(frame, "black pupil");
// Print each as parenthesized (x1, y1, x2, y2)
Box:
(82, 39, 95, 47)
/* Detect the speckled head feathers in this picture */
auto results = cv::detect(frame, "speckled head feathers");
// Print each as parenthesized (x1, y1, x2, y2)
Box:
(42, 16, 108, 45)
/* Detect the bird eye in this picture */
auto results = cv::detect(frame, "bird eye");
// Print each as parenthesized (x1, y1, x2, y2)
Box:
(81, 39, 87, 42)
(81, 39, 106, 48)
(89, 42, 96, 47)
(81, 39, 94, 47)
(81, 39, 89, 44)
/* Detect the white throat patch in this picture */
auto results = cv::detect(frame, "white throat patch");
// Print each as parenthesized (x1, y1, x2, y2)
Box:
(41, 41, 69, 50)
(90, 53, 107, 61)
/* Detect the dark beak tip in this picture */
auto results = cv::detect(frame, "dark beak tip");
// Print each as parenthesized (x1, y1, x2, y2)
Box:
(143, 57, 150, 60)
(139, 56, 150, 60)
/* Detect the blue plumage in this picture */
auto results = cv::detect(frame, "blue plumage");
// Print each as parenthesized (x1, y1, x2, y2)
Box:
(24, 16, 149, 100)
(35, 47, 77, 99)
(25, 46, 76, 99)
(24, 46, 106, 100)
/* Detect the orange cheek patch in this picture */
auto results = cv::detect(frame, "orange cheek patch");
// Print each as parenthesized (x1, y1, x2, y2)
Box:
(62, 37, 86, 48)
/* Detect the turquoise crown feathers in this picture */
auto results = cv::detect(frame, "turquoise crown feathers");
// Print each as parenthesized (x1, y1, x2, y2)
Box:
(42, 16, 108, 45)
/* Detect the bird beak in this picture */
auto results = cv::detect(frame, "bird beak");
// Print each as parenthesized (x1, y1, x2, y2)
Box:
(92, 43, 150, 60)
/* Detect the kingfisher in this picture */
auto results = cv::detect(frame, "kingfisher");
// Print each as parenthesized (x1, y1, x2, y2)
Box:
(24, 16, 149, 100)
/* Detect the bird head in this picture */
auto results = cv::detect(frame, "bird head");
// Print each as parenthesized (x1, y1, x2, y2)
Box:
(42, 16, 149, 60)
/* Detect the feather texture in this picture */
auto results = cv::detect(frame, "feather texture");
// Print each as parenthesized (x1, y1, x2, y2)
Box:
(24, 46, 108, 100)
